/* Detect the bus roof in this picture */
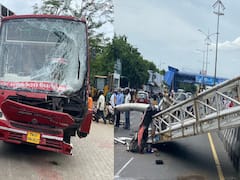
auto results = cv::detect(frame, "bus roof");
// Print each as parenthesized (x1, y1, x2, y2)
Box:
(1, 14, 86, 23)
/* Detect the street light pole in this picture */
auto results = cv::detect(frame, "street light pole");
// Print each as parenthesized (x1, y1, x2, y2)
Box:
(206, 40, 209, 74)
(196, 49, 206, 88)
(198, 29, 216, 75)
(205, 48, 212, 74)
(212, 0, 225, 85)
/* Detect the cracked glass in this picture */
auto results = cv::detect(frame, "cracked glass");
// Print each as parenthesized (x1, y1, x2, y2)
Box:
(0, 17, 87, 94)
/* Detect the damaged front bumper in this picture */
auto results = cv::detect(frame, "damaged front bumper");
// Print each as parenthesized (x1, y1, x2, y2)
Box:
(0, 120, 73, 155)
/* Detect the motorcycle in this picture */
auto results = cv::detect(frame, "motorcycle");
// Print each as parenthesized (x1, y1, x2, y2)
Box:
(105, 104, 114, 124)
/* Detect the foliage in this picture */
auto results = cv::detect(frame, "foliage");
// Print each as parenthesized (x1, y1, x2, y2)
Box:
(91, 35, 159, 89)
(90, 41, 115, 85)
(160, 69, 166, 75)
(113, 36, 158, 89)
(178, 82, 197, 94)
(33, 0, 67, 15)
(71, 0, 113, 40)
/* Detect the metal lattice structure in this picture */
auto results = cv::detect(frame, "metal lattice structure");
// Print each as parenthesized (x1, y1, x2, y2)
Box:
(152, 76, 240, 143)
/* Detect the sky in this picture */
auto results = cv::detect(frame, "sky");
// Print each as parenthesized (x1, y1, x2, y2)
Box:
(114, 0, 240, 79)
(0, 0, 114, 41)
(0, 0, 42, 14)
(1, 0, 239, 79)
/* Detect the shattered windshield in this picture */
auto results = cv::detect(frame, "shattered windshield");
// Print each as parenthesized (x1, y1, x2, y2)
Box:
(0, 17, 87, 94)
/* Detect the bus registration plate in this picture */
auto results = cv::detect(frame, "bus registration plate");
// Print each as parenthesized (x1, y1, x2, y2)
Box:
(27, 131, 40, 144)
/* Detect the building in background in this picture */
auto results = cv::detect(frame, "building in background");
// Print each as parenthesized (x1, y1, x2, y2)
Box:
(143, 70, 164, 95)
(0, 4, 14, 18)
(113, 59, 121, 90)
(164, 66, 227, 93)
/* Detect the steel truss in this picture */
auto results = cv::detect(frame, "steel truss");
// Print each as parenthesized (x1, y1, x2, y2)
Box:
(152, 76, 240, 143)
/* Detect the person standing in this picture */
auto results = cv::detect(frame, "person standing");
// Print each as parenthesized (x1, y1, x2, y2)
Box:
(115, 88, 124, 127)
(106, 90, 112, 105)
(124, 88, 131, 129)
(96, 91, 106, 124)
(88, 93, 93, 110)
(110, 90, 117, 108)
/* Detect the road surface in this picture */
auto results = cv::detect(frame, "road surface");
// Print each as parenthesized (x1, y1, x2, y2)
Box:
(114, 111, 239, 180)
(0, 122, 113, 180)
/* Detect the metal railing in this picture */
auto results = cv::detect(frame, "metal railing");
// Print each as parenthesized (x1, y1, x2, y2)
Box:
(152, 76, 240, 143)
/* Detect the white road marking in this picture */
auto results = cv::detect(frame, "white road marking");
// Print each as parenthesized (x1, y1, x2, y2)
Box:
(114, 157, 134, 178)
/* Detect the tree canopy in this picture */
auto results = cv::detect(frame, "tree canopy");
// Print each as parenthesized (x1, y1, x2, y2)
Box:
(91, 35, 159, 89)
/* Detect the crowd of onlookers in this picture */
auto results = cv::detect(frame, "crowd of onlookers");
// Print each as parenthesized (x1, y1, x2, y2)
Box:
(91, 88, 132, 129)
(89, 87, 170, 129)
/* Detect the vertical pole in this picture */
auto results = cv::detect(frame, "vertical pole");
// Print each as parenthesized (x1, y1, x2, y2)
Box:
(214, 4, 220, 85)
(213, 0, 225, 85)
(202, 51, 205, 89)
(205, 41, 209, 75)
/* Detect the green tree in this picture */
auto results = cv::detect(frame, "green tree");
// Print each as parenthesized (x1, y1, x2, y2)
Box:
(178, 82, 197, 94)
(114, 36, 159, 89)
(90, 41, 115, 83)
(92, 35, 158, 89)
(33, 0, 67, 15)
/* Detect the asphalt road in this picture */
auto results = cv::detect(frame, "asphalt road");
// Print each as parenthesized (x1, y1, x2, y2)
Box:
(0, 122, 114, 180)
(114, 111, 239, 180)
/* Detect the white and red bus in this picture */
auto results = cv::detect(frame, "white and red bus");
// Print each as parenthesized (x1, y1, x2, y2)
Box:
(0, 14, 92, 155)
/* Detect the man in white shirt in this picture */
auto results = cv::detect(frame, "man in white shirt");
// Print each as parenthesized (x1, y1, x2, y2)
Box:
(96, 90, 106, 124)
(110, 90, 117, 108)
(124, 88, 131, 129)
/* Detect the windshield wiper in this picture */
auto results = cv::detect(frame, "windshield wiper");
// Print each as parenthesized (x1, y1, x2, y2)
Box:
(77, 56, 80, 79)
(14, 88, 33, 92)
(16, 88, 59, 94)
(0, 84, 11, 90)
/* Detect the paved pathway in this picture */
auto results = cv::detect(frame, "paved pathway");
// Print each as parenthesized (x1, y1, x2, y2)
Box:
(0, 121, 114, 180)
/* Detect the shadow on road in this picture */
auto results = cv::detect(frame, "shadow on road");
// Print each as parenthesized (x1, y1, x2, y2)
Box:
(153, 140, 216, 174)
(0, 142, 68, 165)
